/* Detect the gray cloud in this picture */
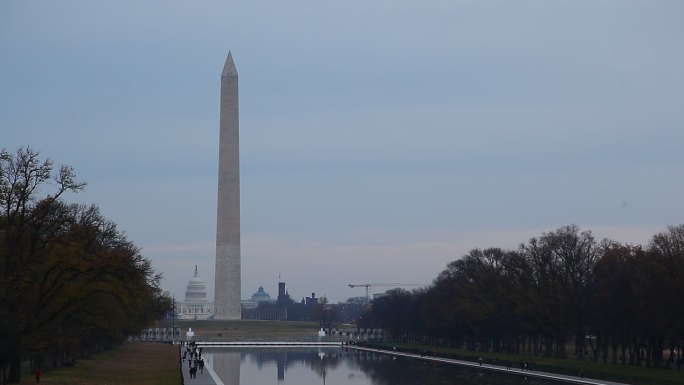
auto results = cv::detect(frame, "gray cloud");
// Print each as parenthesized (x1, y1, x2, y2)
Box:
(2, 0, 682, 301)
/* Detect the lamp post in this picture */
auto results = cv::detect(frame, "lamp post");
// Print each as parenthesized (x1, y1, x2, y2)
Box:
(172, 295, 176, 344)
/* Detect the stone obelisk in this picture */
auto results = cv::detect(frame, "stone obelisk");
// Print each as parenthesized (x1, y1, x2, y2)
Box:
(214, 52, 241, 320)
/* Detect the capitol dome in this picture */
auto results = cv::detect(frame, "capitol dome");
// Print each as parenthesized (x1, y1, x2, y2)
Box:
(184, 265, 208, 304)
(251, 286, 273, 303)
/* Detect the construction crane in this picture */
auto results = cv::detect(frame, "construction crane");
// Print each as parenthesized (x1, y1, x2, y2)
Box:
(347, 283, 424, 302)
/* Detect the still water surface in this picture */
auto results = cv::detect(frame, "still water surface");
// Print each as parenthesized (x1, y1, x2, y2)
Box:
(205, 347, 563, 385)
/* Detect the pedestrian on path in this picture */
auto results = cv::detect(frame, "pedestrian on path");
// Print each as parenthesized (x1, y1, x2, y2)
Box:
(35, 370, 43, 384)
(199, 358, 205, 374)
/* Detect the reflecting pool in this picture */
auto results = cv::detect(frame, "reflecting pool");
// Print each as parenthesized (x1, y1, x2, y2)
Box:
(204, 347, 564, 385)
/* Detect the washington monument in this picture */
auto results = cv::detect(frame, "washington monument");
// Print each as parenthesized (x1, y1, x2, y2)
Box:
(214, 51, 241, 319)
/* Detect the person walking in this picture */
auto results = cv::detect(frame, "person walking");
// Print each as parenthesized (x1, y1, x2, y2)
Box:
(35, 370, 43, 384)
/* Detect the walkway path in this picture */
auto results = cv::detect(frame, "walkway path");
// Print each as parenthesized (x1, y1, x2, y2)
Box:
(180, 353, 222, 385)
(348, 346, 631, 385)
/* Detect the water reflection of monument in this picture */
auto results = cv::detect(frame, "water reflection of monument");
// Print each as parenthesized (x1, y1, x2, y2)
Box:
(248, 349, 341, 383)
(209, 351, 240, 385)
(209, 348, 345, 384)
(209, 347, 538, 385)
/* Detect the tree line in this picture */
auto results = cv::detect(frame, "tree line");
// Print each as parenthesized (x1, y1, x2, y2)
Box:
(0, 148, 172, 384)
(360, 224, 684, 370)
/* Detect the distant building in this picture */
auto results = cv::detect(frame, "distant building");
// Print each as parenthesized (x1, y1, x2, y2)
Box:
(252, 286, 273, 303)
(177, 266, 214, 320)
(276, 282, 292, 305)
(242, 282, 291, 320)
(175, 268, 322, 321)
(304, 292, 318, 306)
(238, 282, 326, 321)
(241, 286, 274, 310)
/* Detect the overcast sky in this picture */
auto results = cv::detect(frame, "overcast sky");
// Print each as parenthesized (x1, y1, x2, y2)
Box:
(2, 1, 683, 303)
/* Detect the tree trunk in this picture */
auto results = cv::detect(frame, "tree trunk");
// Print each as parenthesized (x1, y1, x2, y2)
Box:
(7, 356, 20, 384)
(543, 337, 553, 357)
(557, 335, 567, 358)
(668, 345, 676, 368)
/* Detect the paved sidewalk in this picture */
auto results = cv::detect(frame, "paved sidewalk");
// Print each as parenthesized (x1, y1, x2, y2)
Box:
(180, 354, 221, 385)
(348, 346, 630, 385)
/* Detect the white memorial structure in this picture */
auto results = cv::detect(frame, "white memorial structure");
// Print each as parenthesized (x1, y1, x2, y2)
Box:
(177, 266, 214, 320)
(214, 51, 242, 320)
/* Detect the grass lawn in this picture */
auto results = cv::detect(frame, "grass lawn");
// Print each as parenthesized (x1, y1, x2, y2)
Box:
(19, 342, 180, 385)
(376, 342, 684, 385)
